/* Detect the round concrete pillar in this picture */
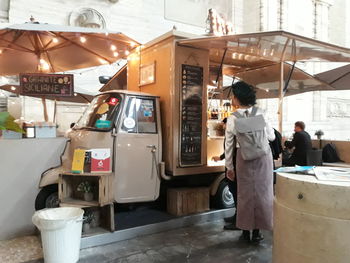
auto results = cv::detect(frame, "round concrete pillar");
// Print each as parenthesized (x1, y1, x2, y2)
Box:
(273, 173, 350, 263)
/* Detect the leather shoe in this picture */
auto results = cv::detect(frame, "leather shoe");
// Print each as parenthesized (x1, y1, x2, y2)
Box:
(239, 230, 250, 242)
(252, 230, 264, 243)
(223, 223, 240, 231)
(224, 215, 235, 223)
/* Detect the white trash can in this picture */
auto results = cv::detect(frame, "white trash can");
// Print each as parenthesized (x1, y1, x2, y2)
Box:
(32, 207, 84, 263)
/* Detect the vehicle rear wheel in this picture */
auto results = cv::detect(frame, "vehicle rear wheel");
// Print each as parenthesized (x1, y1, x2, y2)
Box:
(213, 180, 235, 209)
(35, 184, 59, 210)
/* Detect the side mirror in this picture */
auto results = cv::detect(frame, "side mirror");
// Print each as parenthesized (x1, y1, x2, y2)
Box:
(70, 123, 76, 129)
(99, 76, 112, 84)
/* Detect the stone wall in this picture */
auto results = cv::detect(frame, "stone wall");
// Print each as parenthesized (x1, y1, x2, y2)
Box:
(7, 0, 232, 43)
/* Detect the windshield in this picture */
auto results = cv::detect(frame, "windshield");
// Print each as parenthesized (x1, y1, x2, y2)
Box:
(75, 93, 123, 130)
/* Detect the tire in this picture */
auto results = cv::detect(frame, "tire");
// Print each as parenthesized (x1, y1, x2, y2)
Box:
(213, 180, 235, 209)
(35, 184, 59, 210)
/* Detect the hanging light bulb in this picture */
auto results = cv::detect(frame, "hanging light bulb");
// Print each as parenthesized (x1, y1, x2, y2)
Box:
(113, 51, 119, 57)
(111, 45, 117, 51)
(74, 93, 78, 96)
(11, 86, 16, 91)
(124, 50, 130, 55)
(80, 36, 87, 43)
(98, 58, 108, 64)
(130, 42, 136, 47)
(52, 38, 59, 43)
(263, 48, 267, 56)
(39, 59, 50, 70)
(0, 50, 2, 54)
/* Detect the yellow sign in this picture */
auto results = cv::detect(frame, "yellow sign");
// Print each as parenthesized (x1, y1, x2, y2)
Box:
(72, 149, 86, 174)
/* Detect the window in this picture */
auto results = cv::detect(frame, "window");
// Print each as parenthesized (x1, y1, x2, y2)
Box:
(122, 97, 157, 133)
(75, 93, 123, 131)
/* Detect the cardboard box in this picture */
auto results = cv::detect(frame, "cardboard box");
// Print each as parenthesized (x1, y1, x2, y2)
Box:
(91, 148, 111, 173)
(71, 149, 86, 174)
(2, 130, 22, 139)
(167, 187, 209, 216)
(35, 123, 56, 138)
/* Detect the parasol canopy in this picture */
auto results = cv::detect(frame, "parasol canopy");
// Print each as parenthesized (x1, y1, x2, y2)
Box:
(0, 21, 139, 76)
(315, 64, 350, 91)
(179, 31, 350, 98)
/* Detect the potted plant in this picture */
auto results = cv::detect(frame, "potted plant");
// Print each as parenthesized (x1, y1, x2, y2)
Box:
(82, 210, 94, 233)
(0, 112, 25, 138)
(77, 181, 94, 201)
(315, 130, 324, 140)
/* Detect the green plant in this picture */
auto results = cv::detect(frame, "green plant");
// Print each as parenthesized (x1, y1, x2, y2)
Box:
(0, 112, 24, 133)
(315, 130, 324, 137)
(77, 181, 93, 193)
(83, 210, 94, 224)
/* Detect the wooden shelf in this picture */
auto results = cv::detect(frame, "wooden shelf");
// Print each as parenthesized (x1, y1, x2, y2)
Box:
(63, 172, 113, 176)
(60, 198, 99, 208)
(82, 204, 115, 234)
(59, 173, 114, 207)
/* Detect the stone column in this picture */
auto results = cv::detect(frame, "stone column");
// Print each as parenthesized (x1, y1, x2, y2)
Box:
(313, 0, 333, 41)
(232, 0, 244, 33)
(0, 0, 9, 22)
(312, 0, 333, 122)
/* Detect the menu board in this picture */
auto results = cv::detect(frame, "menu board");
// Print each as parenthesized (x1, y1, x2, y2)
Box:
(180, 64, 203, 166)
(20, 73, 74, 96)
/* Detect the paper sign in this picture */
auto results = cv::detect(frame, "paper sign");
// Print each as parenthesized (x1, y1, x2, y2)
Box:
(91, 148, 111, 173)
(108, 97, 119, 106)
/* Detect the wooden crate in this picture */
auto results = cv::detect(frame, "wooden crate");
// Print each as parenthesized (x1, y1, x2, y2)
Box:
(167, 187, 209, 216)
(81, 204, 115, 236)
(59, 173, 114, 207)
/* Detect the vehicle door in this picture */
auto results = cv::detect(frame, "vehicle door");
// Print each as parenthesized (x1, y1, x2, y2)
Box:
(114, 96, 161, 203)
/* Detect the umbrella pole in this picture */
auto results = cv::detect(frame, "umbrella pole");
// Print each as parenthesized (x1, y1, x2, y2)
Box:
(53, 99, 57, 123)
(41, 97, 49, 122)
(278, 38, 291, 134)
(278, 62, 284, 134)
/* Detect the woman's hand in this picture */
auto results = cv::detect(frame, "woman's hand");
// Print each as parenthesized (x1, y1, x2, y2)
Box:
(226, 169, 235, 181)
(212, 156, 221, 162)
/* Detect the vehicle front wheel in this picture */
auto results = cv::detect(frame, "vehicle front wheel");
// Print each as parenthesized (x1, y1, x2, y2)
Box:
(212, 180, 235, 209)
(35, 184, 59, 210)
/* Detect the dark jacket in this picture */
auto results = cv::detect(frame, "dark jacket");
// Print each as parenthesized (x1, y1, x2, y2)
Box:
(269, 129, 283, 160)
(284, 130, 312, 166)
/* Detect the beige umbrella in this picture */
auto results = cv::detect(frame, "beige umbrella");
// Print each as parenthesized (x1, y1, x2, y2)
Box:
(0, 21, 138, 120)
(315, 64, 350, 91)
(0, 21, 138, 75)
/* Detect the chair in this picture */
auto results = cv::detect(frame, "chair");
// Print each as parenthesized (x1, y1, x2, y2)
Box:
(306, 149, 323, 166)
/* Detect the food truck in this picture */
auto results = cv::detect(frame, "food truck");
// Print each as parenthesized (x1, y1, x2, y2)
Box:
(35, 31, 232, 211)
(35, 30, 350, 211)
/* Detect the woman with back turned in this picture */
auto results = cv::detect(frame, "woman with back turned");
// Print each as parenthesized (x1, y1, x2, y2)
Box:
(225, 81, 275, 243)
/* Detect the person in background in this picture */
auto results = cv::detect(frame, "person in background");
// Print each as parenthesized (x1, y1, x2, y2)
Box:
(225, 81, 275, 243)
(212, 118, 239, 231)
(283, 121, 312, 166)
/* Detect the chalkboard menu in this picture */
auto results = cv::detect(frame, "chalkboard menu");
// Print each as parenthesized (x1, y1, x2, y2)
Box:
(20, 73, 74, 96)
(180, 64, 203, 166)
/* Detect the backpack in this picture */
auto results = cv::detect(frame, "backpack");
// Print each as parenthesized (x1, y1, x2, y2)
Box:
(322, 143, 342, 163)
(233, 107, 270, 161)
(269, 128, 283, 160)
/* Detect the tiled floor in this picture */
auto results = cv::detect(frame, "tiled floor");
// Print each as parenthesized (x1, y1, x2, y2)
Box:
(10, 220, 272, 263)
(0, 236, 42, 263)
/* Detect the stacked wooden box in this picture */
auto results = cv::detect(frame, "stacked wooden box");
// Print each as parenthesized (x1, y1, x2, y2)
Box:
(58, 172, 115, 233)
(167, 187, 209, 216)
